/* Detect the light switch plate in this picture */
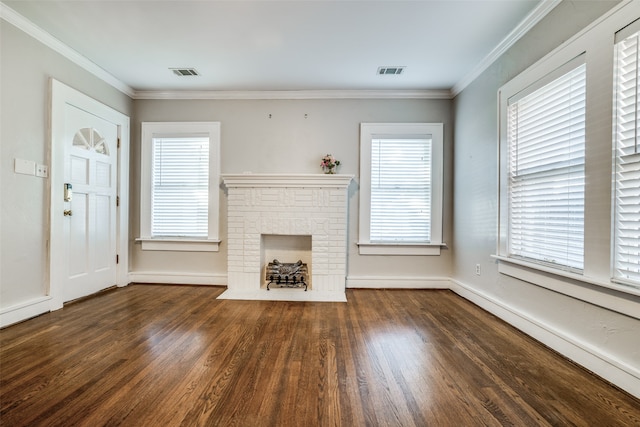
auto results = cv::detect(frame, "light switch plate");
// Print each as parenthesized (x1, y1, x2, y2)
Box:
(15, 158, 36, 175)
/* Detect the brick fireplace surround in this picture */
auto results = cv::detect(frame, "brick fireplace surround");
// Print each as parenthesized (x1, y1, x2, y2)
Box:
(219, 174, 353, 302)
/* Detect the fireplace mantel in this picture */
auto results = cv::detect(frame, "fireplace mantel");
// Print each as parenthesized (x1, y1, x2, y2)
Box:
(219, 173, 353, 302)
(222, 173, 353, 188)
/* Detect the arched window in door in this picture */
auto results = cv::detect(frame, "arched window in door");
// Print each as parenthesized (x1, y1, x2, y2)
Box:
(72, 127, 110, 155)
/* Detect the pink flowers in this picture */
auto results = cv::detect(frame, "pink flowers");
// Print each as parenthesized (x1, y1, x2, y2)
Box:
(321, 154, 340, 171)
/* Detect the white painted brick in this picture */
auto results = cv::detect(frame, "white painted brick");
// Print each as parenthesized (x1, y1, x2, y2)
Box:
(330, 224, 346, 234)
(314, 244, 329, 253)
(228, 260, 244, 271)
(295, 201, 312, 208)
(227, 246, 243, 255)
(313, 261, 329, 272)
(329, 239, 344, 247)
(313, 250, 329, 259)
(245, 242, 260, 251)
(226, 180, 349, 296)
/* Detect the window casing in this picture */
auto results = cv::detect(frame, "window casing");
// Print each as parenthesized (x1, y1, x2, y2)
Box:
(358, 123, 444, 255)
(139, 122, 220, 251)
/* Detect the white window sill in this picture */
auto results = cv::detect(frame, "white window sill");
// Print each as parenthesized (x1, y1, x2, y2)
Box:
(136, 238, 220, 252)
(493, 255, 640, 320)
(357, 242, 444, 256)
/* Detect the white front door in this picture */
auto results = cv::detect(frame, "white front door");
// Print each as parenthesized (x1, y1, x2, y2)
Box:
(61, 106, 118, 302)
(50, 79, 129, 310)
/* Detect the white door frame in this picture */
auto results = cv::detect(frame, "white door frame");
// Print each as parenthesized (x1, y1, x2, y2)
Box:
(49, 79, 129, 310)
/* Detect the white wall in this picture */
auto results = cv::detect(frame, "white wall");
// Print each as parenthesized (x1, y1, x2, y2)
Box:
(452, 0, 639, 397)
(0, 22, 132, 319)
(131, 98, 454, 285)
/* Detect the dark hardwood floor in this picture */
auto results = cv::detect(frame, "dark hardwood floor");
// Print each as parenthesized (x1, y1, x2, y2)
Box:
(1, 285, 638, 426)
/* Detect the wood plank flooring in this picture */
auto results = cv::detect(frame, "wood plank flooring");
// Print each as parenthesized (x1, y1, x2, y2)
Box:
(1, 285, 639, 426)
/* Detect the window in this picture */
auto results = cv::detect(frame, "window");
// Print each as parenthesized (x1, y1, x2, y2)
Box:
(613, 21, 640, 286)
(358, 123, 444, 255)
(151, 136, 209, 237)
(496, 2, 640, 313)
(506, 57, 586, 272)
(139, 122, 220, 251)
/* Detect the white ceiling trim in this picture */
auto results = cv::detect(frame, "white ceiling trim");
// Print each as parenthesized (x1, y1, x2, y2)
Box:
(451, 0, 561, 97)
(1, 3, 135, 98)
(132, 89, 453, 100)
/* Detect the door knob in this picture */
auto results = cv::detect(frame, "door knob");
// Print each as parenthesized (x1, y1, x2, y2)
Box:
(63, 209, 73, 216)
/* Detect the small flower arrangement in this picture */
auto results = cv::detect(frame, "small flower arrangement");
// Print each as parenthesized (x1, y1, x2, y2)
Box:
(321, 154, 340, 174)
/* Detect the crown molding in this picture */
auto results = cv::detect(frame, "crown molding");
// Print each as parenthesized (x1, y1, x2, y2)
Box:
(451, 0, 561, 97)
(132, 89, 453, 100)
(1, 2, 135, 98)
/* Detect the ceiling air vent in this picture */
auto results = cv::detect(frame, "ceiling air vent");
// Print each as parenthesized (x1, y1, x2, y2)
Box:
(377, 66, 405, 75)
(170, 68, 200, 76)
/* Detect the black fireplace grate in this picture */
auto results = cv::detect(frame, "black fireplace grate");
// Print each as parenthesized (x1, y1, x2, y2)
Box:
(266, 259, 308, 291)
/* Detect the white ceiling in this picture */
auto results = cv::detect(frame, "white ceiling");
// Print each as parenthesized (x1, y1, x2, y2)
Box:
(3, 0, 547, 96)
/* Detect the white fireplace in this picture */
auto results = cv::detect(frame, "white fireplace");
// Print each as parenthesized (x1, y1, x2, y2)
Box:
(219, 174, 353, 302)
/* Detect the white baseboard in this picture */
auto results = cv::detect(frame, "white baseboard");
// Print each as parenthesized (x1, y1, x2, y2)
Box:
(0, 296, 52, 328)
(346, 275, 450, 289)
(128, 271, 227, 286)
(450, 278, 640, 399)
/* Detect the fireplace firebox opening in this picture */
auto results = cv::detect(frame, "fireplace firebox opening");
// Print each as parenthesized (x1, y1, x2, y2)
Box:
(260, 234, 312, 290)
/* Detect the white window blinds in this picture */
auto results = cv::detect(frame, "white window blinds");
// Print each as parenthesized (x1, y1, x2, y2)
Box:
(151, 136, 209, 237)
(507, 60, 586, 271)
(613, 24, 640, 286)
(370, 137, 431, 243)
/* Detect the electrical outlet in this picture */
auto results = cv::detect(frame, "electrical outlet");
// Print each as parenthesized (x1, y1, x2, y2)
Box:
(475, 264, 481, 275)
(36, 164, 48, 178)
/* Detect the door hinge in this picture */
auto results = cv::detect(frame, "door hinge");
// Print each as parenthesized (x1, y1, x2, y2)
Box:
(116, 196, 120, 207)
(117, 138, 121, 149)
(116, 254, 119, 264)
